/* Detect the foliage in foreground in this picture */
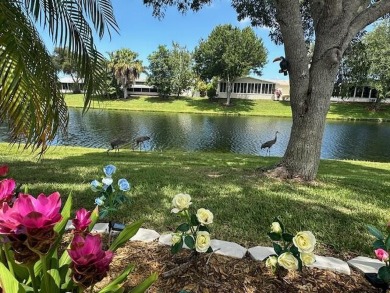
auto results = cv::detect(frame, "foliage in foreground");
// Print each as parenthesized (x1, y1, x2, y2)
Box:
(0, 144, 389, 257)
(0, 164, 157, 292)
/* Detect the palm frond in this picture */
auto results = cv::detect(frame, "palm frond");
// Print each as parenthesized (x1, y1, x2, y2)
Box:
(0, 1, 69, 153)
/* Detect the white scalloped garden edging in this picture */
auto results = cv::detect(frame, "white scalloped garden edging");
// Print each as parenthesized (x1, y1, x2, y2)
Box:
(66, 221, 384, 276)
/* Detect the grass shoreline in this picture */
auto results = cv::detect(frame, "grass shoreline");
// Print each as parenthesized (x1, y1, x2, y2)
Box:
(2, 143, 389, 257)
(65, 94, 390, 122)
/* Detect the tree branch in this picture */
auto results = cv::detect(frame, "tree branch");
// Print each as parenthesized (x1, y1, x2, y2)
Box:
(351, 0, 390, 35)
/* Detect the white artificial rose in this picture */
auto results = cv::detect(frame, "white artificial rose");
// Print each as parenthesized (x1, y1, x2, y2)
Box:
(195, 231, 211, 253)
(265, 256, 278, 268)
(300, 252, 316, 266)
(171, 233, 182, 245)
(293, 231, 316, 253)
(171, 193, 192, 213)
(278, 252, 299, 271)
(270, 222, 282, 234)
(196, 208, 214, 225)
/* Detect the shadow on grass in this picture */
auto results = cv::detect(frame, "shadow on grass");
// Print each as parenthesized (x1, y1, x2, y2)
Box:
(328, 102, 390, 119)
(6, 148, 390, 255)
(185, 98, 257, 114)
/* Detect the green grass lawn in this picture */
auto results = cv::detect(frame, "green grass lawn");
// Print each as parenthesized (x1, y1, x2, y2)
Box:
(65, 94, 390, 121)
(2, 143, 389, 257)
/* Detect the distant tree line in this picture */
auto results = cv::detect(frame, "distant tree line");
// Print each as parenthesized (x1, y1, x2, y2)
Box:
(53, 24, 267, 103)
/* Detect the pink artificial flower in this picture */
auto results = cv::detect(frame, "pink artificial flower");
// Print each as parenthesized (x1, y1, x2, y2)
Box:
(13, 192, 62, 230)
(0, 192, 62, 261)
(68, 234, 114, 287)
(375, 248, 389, 262)
(0, 165, 9, 177)
(0, 179, 16, 204)
(72, 208, 92, 232)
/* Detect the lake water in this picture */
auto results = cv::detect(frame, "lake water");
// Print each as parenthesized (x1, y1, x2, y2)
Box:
(2, 108, 389, 161)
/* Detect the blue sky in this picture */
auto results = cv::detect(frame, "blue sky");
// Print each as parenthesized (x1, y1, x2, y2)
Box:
(42, 0, 287, 81)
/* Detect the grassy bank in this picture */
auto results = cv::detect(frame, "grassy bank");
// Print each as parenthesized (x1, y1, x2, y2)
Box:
(65, 94, 390, 121)
(2, 143, 389, 257)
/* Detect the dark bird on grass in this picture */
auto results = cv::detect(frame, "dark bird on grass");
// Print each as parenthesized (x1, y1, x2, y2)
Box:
(107, 139, 127, 154)
(273, 56, 289, 76)
(133, 136, 150, 151)
(261, 131, 279, 156)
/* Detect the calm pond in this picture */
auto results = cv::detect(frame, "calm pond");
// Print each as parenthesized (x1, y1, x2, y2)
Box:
(2, 108, 388, 161)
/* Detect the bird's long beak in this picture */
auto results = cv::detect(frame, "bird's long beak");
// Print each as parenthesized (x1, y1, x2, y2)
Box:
(273, 57, 282, 62)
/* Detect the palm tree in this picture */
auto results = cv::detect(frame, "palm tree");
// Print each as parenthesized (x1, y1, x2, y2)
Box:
(108, 49, 144, 99)
(0, 1, 118, 154)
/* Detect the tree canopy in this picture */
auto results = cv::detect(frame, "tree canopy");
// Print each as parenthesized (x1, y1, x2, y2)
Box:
(108, 49, 144, 99)
(0, 0, 118, 153)
(147, 43, 193, 98)
(193, 24, 267, 105)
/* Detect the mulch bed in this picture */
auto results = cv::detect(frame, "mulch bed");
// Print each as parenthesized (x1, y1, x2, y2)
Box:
(95, 241, 379, 293)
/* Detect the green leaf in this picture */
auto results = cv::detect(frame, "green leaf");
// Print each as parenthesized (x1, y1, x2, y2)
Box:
(378, 266, 390, 283)
(109, 220, 143, 251)
(268, 232, 282, 241)
(171, 240, 183, 254)
(129, 272, 158, 293)
(289, 245, 299, 257)
(42, 269, 61, 293)
(176, 223, 190, 232)
(99, 264, 135, 293)
(282, 233, 294, 242)
(184, 235, 195, 249)
(54, 193, 72, 234)
(88, 206, 100, 231)
(206, 246, 213, 253)
(373, 239, 386, 250)
(385, 235, 390, 250)
(273, 243, 282, 255)
(198, 225, 209, 232)
(367, 224, 384, 240)
(0, 262, 26, 293)
(190, 214, 200, 226)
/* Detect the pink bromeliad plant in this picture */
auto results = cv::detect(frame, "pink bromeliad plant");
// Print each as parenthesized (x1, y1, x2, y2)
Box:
(0, 166, 157, 293)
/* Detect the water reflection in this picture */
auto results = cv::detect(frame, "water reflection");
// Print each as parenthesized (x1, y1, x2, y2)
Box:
(2, 108, 390, 162)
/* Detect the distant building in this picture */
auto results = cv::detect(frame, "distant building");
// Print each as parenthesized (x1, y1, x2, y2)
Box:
(127, 77, 158, 96)
(59, 76, 84, 93)
(331, 85, 379, 102)
(216, 76, 290, 100)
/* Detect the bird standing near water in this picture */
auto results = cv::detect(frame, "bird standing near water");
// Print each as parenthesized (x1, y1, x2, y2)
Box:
(107, 139, 127, 154)
(261, 131, 279, 156)
(133, 136, 150, 151)
(273, 56, 289, 76)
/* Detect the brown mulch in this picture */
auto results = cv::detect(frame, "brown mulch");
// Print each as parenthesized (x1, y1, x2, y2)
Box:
(94, 241, 379, 293)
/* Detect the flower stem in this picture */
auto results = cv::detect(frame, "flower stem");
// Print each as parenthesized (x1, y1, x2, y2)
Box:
(3, 244, 15, 276)
(41, 255, 49, 293)
(27, 265, 39, 293)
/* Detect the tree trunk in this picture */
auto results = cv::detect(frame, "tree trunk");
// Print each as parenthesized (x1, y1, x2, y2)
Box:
(123, 86, 128, 99)
(279, 54, 341, 180)
(226, 76, 232, 105)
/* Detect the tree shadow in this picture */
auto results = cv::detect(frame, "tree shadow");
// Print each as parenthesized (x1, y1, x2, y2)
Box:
(185, 98, 257, 113)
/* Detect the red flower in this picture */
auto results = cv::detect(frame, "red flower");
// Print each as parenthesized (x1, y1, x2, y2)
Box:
(68, 234, 113, 287)
(0, 165, 9, 177)
(0, 179, 16, 204)
(72, 208, 92, 232)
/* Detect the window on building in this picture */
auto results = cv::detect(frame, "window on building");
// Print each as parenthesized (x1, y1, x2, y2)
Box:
(270, 84, 276, 94)
(233, 83, 240, 93)
(240, 83, 247, 93)
(248, 83, 254, 93)
(362, 87, 370, 98)
(262, 84, 268, 94)
(220, 82, 227, 92)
